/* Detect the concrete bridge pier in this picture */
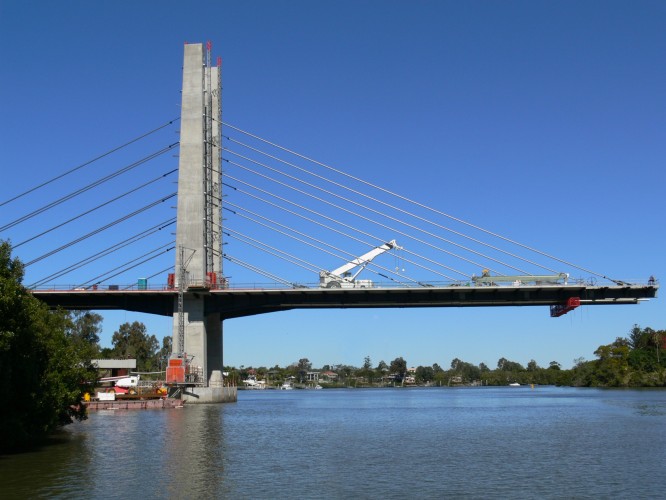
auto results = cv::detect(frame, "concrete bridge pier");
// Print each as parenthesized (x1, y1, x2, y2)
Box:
(181, 311, 228, 404)
(172, 42, 235, 403)
(181, 316, 232, 404)
(173, 298, 229, 403)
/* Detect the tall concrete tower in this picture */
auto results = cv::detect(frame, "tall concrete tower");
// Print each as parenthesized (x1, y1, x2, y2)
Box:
(172, 42, 224, 401)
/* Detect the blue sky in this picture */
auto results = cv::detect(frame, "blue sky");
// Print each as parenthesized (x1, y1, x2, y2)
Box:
(1, 1, 664, 370)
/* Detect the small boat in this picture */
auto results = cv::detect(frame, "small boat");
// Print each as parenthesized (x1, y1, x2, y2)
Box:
(243, 376, 266, 389)
(280, 382, 293, 390)
(509, 382, 521, 387)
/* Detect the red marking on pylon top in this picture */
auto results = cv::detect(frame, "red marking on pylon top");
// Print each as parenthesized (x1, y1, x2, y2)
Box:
(207, 41, 212, 51)
(217, 57, 222, 67)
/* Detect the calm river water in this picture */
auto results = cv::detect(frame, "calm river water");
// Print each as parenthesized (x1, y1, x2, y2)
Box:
(2, 387, 666, 499)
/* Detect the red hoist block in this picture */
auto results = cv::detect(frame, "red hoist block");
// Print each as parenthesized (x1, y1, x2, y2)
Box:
(550, 297, 581, 317)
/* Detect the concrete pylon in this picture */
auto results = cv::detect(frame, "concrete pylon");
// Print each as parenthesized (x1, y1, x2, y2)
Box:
(172, 43, 228, 402)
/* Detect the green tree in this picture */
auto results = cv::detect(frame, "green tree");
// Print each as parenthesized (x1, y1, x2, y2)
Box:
(359, 355, 373, 384)
(297, 357, 311, 382)
(573, 357, 587, 367)
(433, 363, 447, 385)
(653, 330, 663, 364)
(415, 365, 434, 384)
(497, 357, 525, 372)
(628, 324, 653, 350)
(67, 310, 102, 358)
(298, 358, 312, 371)
(111, 321, 160, 371)
(390, 357, 407, 383)
(157, 335, 172, 371)
(448, 358, 481, 383)
(450, 358, 462, 370)
(375, 360, 389, 383)
(591, 342, 630, 386)
(0, 241, 96, 451)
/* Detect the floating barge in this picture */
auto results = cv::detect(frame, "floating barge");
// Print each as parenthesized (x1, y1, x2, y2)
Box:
(85, 397, 184, 411)
(84, 391, 184, 411)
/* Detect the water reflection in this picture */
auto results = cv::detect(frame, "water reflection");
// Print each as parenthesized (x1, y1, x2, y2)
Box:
(162, 405, 229, 498)
(2, 388, 666, 498)
(1, 430, 90, 498)
(0, 406, 231, 499)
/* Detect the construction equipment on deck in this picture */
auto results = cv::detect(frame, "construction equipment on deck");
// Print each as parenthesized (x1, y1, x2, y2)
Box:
(319, 240, 401, 289)
(472, 269, 569, 286)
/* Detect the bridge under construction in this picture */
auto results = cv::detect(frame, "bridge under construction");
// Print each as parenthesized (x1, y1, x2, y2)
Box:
(33, 281, 657, 319)
(14, 42, 658, 402)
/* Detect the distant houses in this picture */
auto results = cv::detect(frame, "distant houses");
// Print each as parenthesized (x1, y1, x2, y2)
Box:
(319, 371, 338, 383)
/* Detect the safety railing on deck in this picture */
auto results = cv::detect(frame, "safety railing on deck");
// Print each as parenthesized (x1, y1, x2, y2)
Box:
(30, 276, 658, 292)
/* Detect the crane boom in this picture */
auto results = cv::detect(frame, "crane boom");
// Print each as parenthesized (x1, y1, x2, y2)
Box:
(320, 240, 401, 288)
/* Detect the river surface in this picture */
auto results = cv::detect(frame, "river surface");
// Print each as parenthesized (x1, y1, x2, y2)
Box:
(2, 386, 666, 499)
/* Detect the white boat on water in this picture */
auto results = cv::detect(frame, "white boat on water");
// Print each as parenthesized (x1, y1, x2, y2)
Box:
(243, 376, 266, 389)
(280, 382, 294, 390)
(509, 382, 521, 387)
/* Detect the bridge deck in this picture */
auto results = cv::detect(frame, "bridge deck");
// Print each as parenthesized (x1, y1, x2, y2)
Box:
(32, 284, 658, 319)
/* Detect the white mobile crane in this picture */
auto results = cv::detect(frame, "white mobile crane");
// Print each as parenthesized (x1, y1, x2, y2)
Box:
(319, 240, 401, 288)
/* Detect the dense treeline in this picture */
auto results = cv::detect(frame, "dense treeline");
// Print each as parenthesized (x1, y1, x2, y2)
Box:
(569, 326, 665, 387)
(0, 242, 97, 452)
(228, 325, 665, 389)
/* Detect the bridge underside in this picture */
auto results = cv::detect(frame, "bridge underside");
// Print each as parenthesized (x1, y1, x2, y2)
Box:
(33, 284, 658, 319)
